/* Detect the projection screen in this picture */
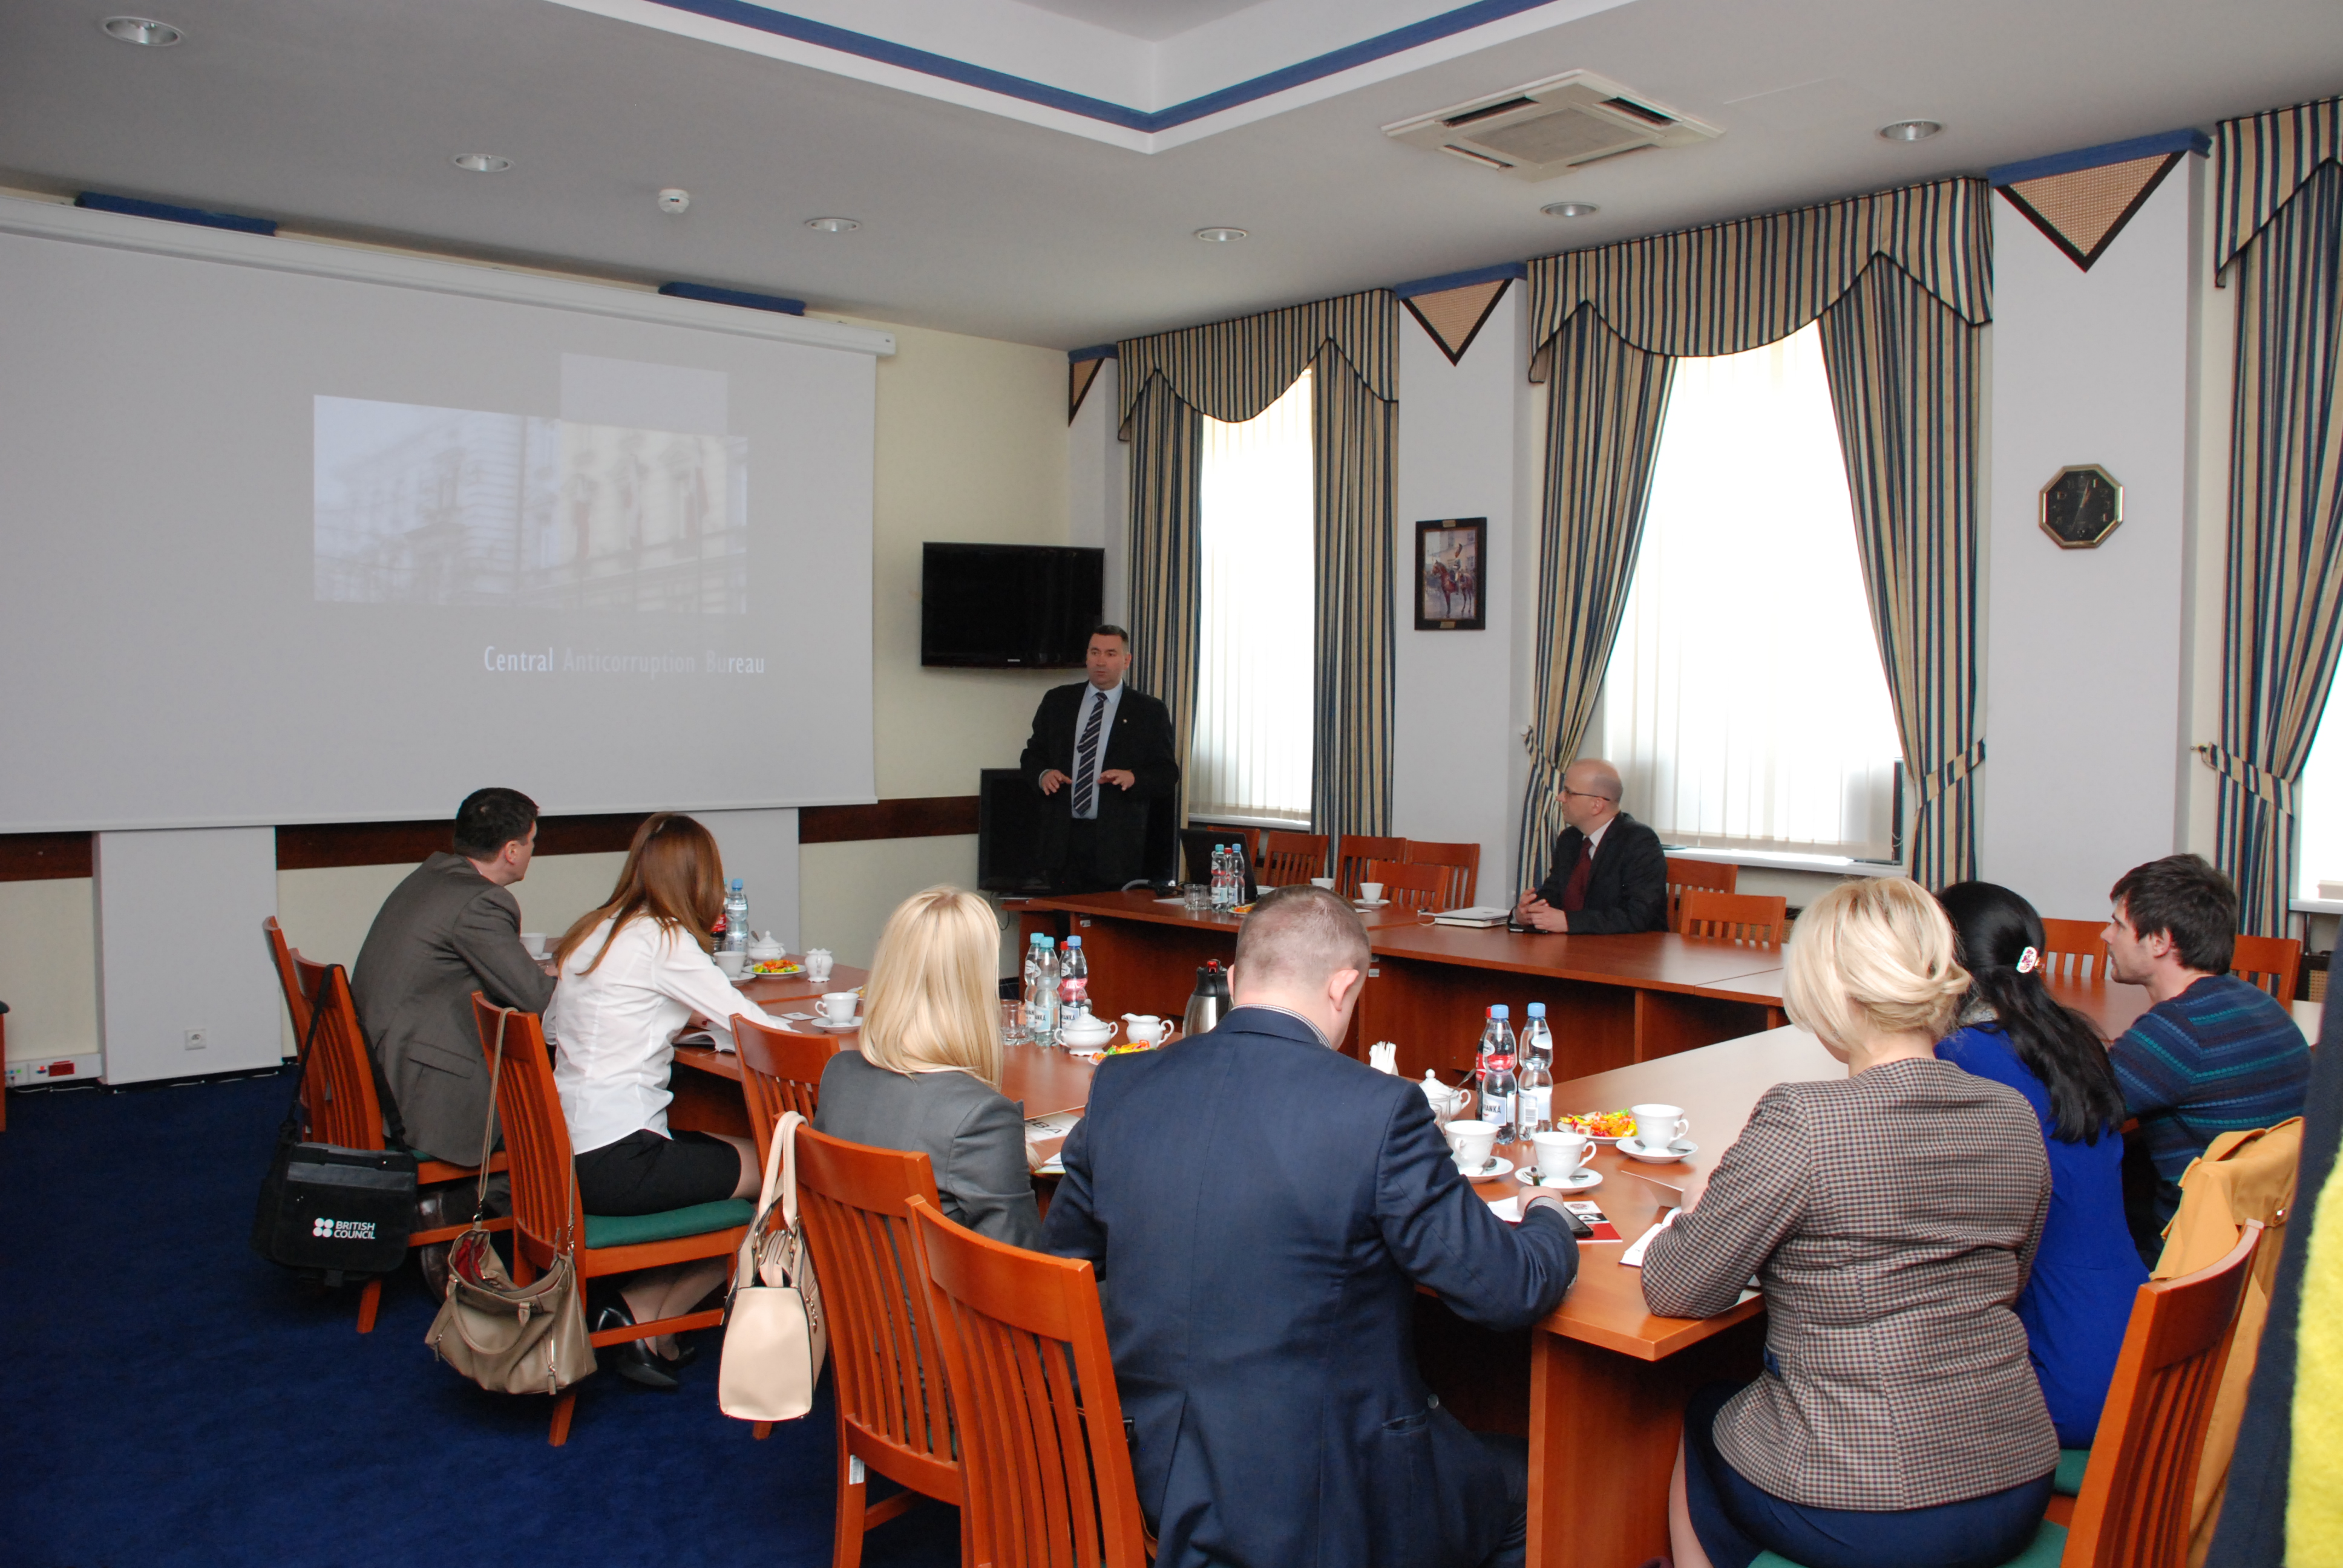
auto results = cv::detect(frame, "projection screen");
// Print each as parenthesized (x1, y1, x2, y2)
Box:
(0, 198, 886, 831)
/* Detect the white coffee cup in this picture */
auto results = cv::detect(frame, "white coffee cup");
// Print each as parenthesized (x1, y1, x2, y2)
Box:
(1631, 1103, 1689, 1149)
(1444, 1119, 1499, 1174)
(804, 948, 834, 984)
(1360, 881, 1385, 903)
(1532, 1129, 1597, 1183)
(715, 949, 749, 979)
(1310, 877, 1336, 890)
(520, 932, 549, 961)
(820, 991, 859, 1024)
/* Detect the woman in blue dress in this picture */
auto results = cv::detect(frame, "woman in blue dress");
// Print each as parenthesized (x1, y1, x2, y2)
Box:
(1935, 881, 2147, 1445)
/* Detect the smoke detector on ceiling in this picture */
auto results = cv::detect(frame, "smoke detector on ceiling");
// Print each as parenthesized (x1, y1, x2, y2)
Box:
(1383, 70, 1720, 182)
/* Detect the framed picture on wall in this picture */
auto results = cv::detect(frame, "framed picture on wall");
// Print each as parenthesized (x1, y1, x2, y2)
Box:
(1415, 518, 1487, 630)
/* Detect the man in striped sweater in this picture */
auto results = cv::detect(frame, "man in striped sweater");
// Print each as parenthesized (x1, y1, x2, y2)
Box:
(2105, 853, 2310, 1262)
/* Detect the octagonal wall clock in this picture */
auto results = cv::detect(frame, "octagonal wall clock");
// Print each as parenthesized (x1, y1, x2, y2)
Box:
(2040, 465, 2124, 548)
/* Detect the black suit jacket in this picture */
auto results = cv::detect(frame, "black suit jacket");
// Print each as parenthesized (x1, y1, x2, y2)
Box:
(1533, 811, 1670, 934)
(1043, 1008, 1579, 1568)
(1018, 682, 1178, 884)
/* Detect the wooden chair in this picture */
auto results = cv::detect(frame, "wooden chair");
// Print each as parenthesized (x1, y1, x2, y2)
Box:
(470, 995, 751, 1446)
(1334, 834, 1406, 899)
(2229, 933, 2302, 1003)
(908, 1196, 1151, 1568)
(1256, 831, 1331, 890)
(263, 916, 316, 1041)
(2038, 918, 2112, 985)
(1663, 857, 1737, 936)
(1678, 888, 1788, 946)
(1405, 840, 1481, 907)
(1363, 858, 1450, 915)
(733, 1014, 841, 1170)
(793, 1125, 962, 1568)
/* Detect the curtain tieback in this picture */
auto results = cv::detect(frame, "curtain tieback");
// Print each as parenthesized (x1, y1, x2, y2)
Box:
(1915, 740, 1988, 805)
(2196, 743, 2299, 816)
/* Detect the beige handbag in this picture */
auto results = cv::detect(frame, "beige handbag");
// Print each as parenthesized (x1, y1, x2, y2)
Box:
(718, 1109, 828, 1422)
(424, 1010, 596, 1396)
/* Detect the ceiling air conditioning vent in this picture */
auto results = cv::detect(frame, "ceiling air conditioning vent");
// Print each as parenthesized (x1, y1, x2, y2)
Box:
(1384, 70, 1720, 182)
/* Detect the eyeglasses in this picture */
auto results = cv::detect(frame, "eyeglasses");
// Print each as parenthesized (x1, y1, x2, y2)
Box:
(1556, 787, 1612, 802)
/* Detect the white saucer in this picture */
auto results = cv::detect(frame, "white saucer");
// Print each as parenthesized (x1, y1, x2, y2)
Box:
(808, 1014, 863, 1031)
(1354, 898, 1391, 908)
(1453, 1154, 1515, 1180)
(1520, 1166, 1602, 1192)
(1618, 1136, 1698, 1163)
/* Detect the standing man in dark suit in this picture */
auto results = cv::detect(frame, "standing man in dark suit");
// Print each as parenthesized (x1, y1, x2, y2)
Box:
(1043, 886, 1581, 1568)
(1512, 758, 1670, 934)
(352, 787, 557, 1163)
(1019, 624, 1178, 893)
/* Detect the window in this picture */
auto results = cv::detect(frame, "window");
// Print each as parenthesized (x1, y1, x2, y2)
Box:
(1191, 369, 1314, 826)
(1599, 324, 1902, 858)
(2298, 694, 2343, 900)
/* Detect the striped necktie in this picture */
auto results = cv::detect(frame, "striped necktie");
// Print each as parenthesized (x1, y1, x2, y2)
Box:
(1072, 689, 1107, 817)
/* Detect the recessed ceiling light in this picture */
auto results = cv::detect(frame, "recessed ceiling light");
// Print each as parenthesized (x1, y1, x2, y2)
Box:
(1878, 120, 1942, 143)
(805, 216, 859, 233)
(1193, 227, 1248, 243)
(1541, 201, 1599, 218)
(100, 15, 182, 45)
(451, 152, 513, 173)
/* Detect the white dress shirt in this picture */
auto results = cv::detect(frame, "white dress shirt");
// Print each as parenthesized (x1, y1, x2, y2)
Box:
(545, 914, 782, 1156)
(1069, 680, 1124, 822)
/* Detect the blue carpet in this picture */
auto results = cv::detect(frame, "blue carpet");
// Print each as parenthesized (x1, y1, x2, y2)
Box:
(0, 1074, 960, 1568)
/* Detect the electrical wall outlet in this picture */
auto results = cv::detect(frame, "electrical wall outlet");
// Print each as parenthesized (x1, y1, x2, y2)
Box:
(184, 1028, 208, 1051)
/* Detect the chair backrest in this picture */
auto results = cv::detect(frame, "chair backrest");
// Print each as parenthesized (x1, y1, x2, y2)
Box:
(1257, 831, 1331, 890)
(2038, 917, 2112, 985)
(1334, 835, 1407, 898)
(1662, 857, 1737, 934)
(2229, 932, 2302, 1003)
(795, 1126, 961, 1503)
(1677, 887, 1788, 946)
(733, 1015, 839, 1168)
(263, 916, 316, 1039)
(909, 1197, 1149, 1568)
(1363, 858, 1449, 914)
(470, 994, 577, 1269)
(2064, 1221, 2264, 1568)
(1404, 840, 1481, 907)
(302, 964, 388, 1152)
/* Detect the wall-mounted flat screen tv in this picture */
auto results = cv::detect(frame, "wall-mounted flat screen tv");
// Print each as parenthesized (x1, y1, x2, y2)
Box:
(920, 543, 1104, 668)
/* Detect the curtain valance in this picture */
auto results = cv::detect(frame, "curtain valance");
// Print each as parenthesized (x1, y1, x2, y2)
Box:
(1525, 177, 1991, 367)
(2215, 96, 2343, 275)
(1116, 289, 1397, 432)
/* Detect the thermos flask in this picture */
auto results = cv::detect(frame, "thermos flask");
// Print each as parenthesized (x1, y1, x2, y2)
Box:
(1182, 959, 1232, 1039)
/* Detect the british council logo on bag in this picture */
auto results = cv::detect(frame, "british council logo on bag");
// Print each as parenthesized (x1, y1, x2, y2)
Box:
(312, 1215, 376, 1241)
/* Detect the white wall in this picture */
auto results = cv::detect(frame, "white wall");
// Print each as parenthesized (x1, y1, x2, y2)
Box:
(1391, 287, 1530, 904)
(1069, 359, 1130, 627)
(95, 826, 280, 1083)
(1980, 163, 2198, 919)
(0, 878, 97, 1065)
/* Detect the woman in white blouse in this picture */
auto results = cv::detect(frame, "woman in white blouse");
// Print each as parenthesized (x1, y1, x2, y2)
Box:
(545, 812, 783, 1386)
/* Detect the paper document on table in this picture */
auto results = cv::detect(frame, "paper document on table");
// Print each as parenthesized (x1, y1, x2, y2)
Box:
(1619, 1207, 1680, 1267)
(1485, 1195, 1522, 1223)
(1024, 1111, 1081, 1138)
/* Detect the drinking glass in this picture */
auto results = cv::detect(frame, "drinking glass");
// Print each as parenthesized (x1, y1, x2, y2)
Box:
(1181, 883, 1211, 915)
(1000, 998, 1027, 1044)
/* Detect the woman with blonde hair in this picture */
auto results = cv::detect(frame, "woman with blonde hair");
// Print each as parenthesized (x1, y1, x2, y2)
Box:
(545, 812, 782, 1386)
(1640, 877, 2059, 1568)
(814, 886, 1041, 1248)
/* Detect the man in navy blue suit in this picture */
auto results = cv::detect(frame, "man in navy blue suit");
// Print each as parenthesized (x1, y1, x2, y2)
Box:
(1044, 886, 1582, 1568)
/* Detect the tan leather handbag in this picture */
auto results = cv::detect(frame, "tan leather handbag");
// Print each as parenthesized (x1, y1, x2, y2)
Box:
(424, 1010, 595, 1396)
(718, 1110, 827, 1422)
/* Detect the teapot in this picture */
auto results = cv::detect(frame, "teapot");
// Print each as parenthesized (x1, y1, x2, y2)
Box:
(1420, 1071, 1474, 1128)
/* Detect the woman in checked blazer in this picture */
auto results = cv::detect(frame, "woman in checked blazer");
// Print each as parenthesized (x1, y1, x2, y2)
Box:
(1642, 878, 2060, 1568)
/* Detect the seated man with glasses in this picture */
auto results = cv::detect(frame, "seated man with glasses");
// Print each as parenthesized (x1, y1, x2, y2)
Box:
(1511, 758, 1669, 933)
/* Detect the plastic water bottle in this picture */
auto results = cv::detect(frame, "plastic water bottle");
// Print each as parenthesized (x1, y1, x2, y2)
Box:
(1024, 933, 1060, 1047)
(1477, 1004, 1518, 1142)
(1518, 1002, 1555, 1135)
(1210, 844, 1238, 910)
(1059, 935, 1090, 1021)
(721, 880, 749, 953)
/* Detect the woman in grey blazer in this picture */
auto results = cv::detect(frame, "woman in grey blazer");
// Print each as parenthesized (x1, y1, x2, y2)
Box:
(1642, 878, 2059, 1568)
(813, 887, 1043, 1250)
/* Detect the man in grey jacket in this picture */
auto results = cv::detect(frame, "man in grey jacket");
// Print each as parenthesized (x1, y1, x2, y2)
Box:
(352, 788, 557, 1163)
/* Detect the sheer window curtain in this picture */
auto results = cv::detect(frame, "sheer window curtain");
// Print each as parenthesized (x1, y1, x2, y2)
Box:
(1600, 324, 1902, 857)
(1190, 369, 1315, 825)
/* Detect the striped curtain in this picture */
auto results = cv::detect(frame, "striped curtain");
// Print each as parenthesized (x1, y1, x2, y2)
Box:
(2205, 124, 2343, 936)
(1119, 290, 1399, 841)
(1516, 177, 1992, 889)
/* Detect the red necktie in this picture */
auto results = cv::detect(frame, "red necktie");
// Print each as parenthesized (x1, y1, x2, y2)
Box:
(1559, 838, 1594, 912)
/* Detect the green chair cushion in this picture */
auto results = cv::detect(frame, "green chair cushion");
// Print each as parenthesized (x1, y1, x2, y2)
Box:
(2054, 1446, 2090, 1497)
(583, 1198, 755, 1250)
(1751, 1519, 2066, 1568)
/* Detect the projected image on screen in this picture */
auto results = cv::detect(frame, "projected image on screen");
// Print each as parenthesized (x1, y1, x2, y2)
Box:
(313, 396, 748, 612)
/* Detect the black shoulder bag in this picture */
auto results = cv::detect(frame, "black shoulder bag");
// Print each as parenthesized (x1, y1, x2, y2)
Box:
(249, 964, 418, 1282)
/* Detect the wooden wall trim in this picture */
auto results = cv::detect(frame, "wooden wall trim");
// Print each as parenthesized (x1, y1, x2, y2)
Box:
(801, 796, 978, 844)
(276, 812, 650, 870)
(0, 832, 94, 881)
